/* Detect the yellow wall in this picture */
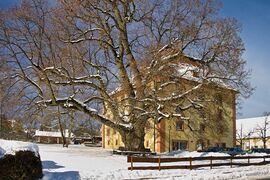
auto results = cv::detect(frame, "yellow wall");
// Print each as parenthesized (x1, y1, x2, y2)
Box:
(103, 87, 236, 152)
(237, 138, 270, 150)
(102, 56, 237, 152)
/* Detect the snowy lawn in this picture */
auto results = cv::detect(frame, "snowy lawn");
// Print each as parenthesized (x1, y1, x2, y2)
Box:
(39, 144, 270, 180)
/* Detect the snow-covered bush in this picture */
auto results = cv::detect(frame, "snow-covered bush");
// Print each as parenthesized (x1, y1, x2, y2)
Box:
(0, 140, 42, 180)
(0, 150, 43, 180)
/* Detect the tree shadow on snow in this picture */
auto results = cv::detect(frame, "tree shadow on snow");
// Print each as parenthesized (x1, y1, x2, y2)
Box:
(42, 170, 80, 180)
(42, 160, 80, 180)
(42, 161, 64, 169)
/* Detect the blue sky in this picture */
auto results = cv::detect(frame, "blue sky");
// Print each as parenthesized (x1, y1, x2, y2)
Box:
(220, 0, 270, 118)
(1, 0, 269, 119)
(0, 0, 19, 10)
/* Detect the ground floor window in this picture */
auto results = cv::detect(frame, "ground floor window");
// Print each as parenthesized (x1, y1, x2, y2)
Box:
(197, 139, 208, 150)
(216, 143, 226, 148)
(172, 140, 188, 151)
(146, 140, 149, 147)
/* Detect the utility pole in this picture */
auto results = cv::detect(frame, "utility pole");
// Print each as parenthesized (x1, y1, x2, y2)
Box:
(153, 121, 156, 152)
(169, 125, 171, 152)
(153, 80, 158, 153)
(0, 101, 3, 138)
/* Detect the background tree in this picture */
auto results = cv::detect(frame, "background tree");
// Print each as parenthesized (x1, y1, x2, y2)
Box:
(0, 57, 28, 139)
(0, 0, 253, 150)
(255, 112, 270, 149)
(236, 123, 254, 149)
(73, 120, 101, 138)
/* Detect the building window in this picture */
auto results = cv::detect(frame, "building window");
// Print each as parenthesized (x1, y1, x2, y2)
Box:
(115, 139, 118, 145)
(215, 109, 226, 134)
(197, 140, 206, 150)
(176, 121, 184, 131)
(146, 140, 149, 147)
(216, 143, 226, 148)
(200, 124, 206, 132)
(172, 140, 188, 150)
(193, 71, 199, 77)
(217, 109, 223, 121)
(107, 140, 110, 145)
(106, 128, 110, 135)
(175, 107, 182, 114)
(216, 94, 223, 105)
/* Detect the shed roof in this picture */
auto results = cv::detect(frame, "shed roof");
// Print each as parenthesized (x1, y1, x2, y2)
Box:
(35, 129, 73, 138)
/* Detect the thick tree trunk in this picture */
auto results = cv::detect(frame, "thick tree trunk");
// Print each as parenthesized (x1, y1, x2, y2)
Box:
(120, 128, 146, 151)
(58, 118, 68, 147)
(263, 139, 267, 149)
(57, 107, 68, 148)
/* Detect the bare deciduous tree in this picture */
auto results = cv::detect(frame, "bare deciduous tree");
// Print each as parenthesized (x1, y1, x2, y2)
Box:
(0, 0, 253, 150)
(256, 112, 270, 149)
(236, 123, 254, 149)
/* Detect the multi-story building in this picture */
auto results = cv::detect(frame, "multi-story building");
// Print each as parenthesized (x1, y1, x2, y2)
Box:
(102, 55, 237, 153)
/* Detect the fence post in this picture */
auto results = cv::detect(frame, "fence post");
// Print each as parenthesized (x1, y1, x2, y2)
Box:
(248, 156, 250, 165)
(131, 156, 133, 171)
(158, 156, 161, 171)
(189, 157, 192, 170)
(210, 156, 212, 169)
(264, 157, 266, 163)
(230, 157, 233, 168)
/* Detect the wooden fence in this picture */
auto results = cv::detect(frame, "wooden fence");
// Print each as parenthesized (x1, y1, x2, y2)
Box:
(127, 155, 270, 170)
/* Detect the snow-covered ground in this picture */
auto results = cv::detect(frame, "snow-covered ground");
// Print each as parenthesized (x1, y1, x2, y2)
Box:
(38, 144, 270, 180)
(1, 140, 270, 179)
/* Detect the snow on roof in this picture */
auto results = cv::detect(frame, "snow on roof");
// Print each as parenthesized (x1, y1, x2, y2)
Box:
(109, 55, 237, 96)
(35, 129, 74, 138)
(236, 116, 270, 138)
(176, 62, 236, 91)
(0, 139, 39, 158)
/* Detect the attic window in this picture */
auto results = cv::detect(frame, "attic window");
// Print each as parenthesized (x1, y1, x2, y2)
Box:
(175, 107, 182, 114)
(176, 121, 184, 131)
(193, 71, 199, 77)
